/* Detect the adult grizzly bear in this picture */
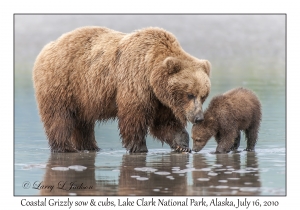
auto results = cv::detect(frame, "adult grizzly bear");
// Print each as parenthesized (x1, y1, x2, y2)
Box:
(33, 26, 211, 153)
(192, 87, 261, 153)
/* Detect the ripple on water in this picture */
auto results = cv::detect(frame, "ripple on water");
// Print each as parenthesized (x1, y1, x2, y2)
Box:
(227, 177, 240, 180)
(172, 170, 186, 174)
(68, 165, 87, 171)
(208, 172, 218, 176)
(233, 169, 253, 173)
(224, 171, 232, 174)
(231, 190, 238, 195)
(200, 168, 211, 171)
(245, 167, 259, 170)
(172, 168, 180, 171)
(134, 167, 158, 172)
(239, 187, 259, 192)
(136, 177, 149, 181)
(51, 167, 69, 171)
(197, 178, 210, 181)
(21, 164, 47, 170)
(166, 176, 175, 180)
(154, 171, 171, 175)
(215, 169, 226, 171)
(215, 185, 229, 189)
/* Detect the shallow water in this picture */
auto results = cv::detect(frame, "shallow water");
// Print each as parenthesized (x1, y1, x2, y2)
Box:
(14, 14, 285, 196)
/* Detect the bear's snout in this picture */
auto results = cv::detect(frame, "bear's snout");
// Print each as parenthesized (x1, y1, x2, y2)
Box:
(194, 115, 204, 124)
(193, 112, 204, 124)
(192, 147, 200, 152)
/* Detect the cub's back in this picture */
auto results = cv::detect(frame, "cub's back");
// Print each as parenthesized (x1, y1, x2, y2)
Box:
(208, 87, 261, 122)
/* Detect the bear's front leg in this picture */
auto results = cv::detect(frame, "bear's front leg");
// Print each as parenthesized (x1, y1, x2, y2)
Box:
(230, 131, 241, 151)
(149, 105, 190, 152)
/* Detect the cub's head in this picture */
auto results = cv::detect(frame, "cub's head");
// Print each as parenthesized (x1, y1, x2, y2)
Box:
(150, 57, 211, 125)
(191, 120, 214, 152)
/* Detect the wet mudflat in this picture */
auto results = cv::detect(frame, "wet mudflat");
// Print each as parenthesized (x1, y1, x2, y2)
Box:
(14, 14, 285, 196)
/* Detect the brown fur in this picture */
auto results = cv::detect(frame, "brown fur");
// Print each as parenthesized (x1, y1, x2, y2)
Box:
(33, 26, 211, 153)
(192, 87, 261, 153)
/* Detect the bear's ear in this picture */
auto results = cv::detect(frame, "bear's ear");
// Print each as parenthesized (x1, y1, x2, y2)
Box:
(163, 57, 181, 74)
(201, 60, 211, 77)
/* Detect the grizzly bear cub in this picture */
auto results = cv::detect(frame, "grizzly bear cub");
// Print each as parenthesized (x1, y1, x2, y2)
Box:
(191, 87, 261, 153)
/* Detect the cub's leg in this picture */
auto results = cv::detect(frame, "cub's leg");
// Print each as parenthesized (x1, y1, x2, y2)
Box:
(245, 123, 259, 151)
(230, 131, 241, 151)
(216, 130, 239, 153)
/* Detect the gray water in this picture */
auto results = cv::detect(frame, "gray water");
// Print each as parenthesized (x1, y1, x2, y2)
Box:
(14, 15, 285, 196)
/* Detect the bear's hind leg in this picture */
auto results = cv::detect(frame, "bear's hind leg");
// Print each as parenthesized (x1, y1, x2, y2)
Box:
(216, 131, 239, 153)
(44, 114, 77, 152)
(71, 121, 99, 152)
(245, 123, 259, 151)
(117, 104, 149, 153)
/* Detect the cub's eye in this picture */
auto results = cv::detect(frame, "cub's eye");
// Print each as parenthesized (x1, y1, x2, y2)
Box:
(201, 96, 206, 101)
(195, 139, 201, 142)
(187, 94, 195, 100)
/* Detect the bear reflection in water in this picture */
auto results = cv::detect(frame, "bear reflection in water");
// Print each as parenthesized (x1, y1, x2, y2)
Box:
(39, 151, 261, 196)
(191, 152, 261, 196)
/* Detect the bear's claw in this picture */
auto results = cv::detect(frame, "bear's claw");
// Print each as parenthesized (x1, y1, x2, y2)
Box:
(174, 146, 191, 153)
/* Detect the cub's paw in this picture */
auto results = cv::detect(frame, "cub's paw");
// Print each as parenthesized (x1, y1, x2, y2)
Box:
(230, 146, 239, 151)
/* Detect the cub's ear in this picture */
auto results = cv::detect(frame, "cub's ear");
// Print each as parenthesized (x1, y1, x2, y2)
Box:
(163, 57, 181, 74)
(200, 60, 211, 77)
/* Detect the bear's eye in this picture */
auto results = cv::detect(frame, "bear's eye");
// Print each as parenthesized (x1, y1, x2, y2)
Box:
(195, 139, 201, 142)
(187, 94, 195, 100)
(201, 96, 206, 101)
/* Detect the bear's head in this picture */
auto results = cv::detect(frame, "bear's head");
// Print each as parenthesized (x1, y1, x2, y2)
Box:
(191, 117, 215, 152)
(150, 57, 211, 125)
